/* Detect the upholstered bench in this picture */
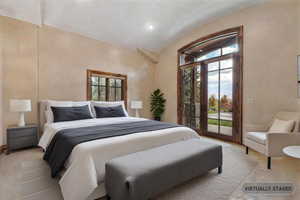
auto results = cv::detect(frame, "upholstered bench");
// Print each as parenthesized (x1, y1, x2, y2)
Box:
(105, 139, 222, 200)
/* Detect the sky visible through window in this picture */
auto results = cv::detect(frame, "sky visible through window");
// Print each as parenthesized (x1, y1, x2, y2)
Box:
(208, 69, 232, 98)
(200, 43, 237, 99)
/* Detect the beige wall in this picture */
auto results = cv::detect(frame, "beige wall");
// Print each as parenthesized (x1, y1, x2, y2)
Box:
(0, 18, 3, 146)
(298, 0, 300, 54)
(155, 0, 300, 137)
(0, 16, 156, 145)
(0, 17, 39, 146)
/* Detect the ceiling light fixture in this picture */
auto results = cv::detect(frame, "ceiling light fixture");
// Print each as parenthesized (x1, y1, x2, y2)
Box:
(145, 23, 155, 31)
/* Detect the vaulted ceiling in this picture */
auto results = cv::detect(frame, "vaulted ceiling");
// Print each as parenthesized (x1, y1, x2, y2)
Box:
(0, 0, 267, 51)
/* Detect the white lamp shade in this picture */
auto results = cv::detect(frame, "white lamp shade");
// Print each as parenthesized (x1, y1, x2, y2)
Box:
(10, 99, 32, 112)
(131, 101, 143, 109)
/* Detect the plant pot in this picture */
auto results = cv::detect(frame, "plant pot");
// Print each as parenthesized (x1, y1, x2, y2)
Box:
(154, 116, 161, 121)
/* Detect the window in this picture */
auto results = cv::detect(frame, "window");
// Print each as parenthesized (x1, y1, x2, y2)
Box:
(197, 49, 221, 62)
(87, 70, 127, 103)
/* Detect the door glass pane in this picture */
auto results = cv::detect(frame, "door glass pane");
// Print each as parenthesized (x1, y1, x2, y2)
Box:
(208, 62, 219, 71)
(194, 66, 201, 129)
(181, 67, 196, 128)
(220, 58, 233, 69)
(220, 68, 233, 135)
(207, 67, 219, 134)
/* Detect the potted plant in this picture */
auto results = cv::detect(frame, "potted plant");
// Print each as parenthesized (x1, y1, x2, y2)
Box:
(150, 89, 166, 121)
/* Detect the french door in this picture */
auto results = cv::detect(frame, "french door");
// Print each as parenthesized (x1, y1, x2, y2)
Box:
(179, 54, 242, 143)
(178, 26, 243, 143)
(203, 55, 240, 141)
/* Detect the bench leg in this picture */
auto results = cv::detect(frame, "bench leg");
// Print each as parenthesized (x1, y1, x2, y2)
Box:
(246, 146, 248, 154)
(268, 157, 271, 169)
(106, 195, 111, 200)
(218, 166, 222, 174)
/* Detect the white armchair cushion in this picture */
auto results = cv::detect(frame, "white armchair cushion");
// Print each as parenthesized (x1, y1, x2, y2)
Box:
(246, 132, 267, 145)
(268, 119, 295, 133)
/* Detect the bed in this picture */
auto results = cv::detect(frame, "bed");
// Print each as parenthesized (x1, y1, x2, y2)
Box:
(38, 100, 199, 200)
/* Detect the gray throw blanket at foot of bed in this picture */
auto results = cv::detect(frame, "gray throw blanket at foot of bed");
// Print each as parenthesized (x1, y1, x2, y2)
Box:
(43, 120, 182, 177)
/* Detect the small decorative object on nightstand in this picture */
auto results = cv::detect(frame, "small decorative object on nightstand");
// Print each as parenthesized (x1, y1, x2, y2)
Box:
(6, 124, 38, 154)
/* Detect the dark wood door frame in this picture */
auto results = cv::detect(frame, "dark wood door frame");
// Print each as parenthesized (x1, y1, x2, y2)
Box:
(177, 26, 243, 144)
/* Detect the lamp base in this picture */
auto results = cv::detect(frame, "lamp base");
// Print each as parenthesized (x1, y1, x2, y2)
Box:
(18, 112, 25, 127)
(135, 109, 140, 118)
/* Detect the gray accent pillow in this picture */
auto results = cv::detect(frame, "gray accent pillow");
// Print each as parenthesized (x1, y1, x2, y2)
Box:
(51, 105, 93, 122)
(94, 105, 126, 118)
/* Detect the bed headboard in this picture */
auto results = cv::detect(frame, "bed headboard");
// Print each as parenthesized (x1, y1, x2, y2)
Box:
(39, 100, 48, 133)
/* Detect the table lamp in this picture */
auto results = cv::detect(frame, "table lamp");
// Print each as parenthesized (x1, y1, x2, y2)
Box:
(131, 101, 143, 118)
(10, 99, 31, 127)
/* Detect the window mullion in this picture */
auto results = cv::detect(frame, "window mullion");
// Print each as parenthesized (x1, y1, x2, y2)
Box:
(114, 80, 117, 101)
(106, 78, 110, 101)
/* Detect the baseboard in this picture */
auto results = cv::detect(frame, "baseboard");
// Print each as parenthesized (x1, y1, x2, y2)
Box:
(0, 145, 7, 154)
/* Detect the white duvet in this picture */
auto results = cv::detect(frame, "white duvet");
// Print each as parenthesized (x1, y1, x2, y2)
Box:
(39, 117, 199, 200)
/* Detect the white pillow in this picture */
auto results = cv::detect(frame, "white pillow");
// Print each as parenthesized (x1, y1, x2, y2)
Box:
(91, 101, 129, 117)
(268, 119, 295, 133)
(45, 100, 93, 123)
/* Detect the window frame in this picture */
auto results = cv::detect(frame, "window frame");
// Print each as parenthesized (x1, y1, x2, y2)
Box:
(87, 69, 127, 107)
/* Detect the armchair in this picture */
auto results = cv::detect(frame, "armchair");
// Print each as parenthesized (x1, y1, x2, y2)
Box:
(244, 112, 300, 169)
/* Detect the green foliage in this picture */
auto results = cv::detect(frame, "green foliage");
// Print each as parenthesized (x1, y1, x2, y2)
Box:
(208, 119, 232, 127)
(208, 94, 217, 112)
(150, 89, 166, 119)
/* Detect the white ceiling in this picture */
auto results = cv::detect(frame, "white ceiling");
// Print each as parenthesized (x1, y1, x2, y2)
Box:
(0, 0, 266, 51)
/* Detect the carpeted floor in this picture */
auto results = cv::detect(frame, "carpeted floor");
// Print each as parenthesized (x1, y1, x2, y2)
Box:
(1, 137, 300, 200)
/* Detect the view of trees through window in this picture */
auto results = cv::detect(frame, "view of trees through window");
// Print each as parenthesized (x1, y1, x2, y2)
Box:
(87, 70, 126, 102)
(207, 58, 233, 135)
(91, 76, 123, 101)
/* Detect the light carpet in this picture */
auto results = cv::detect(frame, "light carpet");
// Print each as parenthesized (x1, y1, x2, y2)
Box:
(0, 141, 258, 200)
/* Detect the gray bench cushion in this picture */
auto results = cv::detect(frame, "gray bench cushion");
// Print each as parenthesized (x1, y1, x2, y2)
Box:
(105, 139, 222, 200)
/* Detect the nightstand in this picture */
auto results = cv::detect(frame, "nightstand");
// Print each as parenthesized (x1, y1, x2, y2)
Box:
(6, 124, 39, 154)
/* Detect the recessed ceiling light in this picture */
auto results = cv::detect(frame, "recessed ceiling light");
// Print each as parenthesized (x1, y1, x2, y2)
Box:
(145, 23, 155, 31)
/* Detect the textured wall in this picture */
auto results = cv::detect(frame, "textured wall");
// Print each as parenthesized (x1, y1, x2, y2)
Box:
(298, 0, 300, 54)
(0, 17, 156, 145)
(155, 0, 300, 138)
(0, 18, 3, 146)
(1, 17, 38, 146)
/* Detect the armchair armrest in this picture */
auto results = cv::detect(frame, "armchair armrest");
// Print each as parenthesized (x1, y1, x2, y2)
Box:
(266, 133, 300, 157)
